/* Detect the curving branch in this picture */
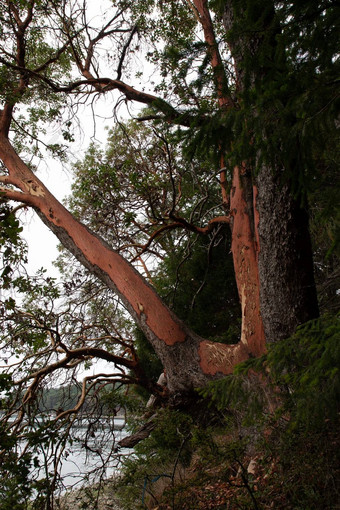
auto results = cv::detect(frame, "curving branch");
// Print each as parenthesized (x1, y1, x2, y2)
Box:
(130, 215, 230, 262)
(53, 373, 133, 422)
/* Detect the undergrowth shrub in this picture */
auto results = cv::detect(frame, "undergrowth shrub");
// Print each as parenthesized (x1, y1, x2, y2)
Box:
(200, 313, 340, 509)
(116, 409, 195, 509)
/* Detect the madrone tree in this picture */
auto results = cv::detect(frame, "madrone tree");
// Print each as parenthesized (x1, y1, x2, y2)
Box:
(0, 0, 337, 406)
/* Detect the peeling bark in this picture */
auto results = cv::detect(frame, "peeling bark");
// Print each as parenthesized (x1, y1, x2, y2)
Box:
(0, 0, 320, 400)
(0, 134, 250, 394)
(192, 0, 266, 358)
(222, 0, 319, 341)
(230, 167, 265, 356)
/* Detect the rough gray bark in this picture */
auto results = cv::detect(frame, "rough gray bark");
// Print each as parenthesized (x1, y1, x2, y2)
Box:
(256, 169, 319, 342)
(118, 418, 156, 448)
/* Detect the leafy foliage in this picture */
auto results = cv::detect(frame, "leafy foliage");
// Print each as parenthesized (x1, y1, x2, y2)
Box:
(62, 119, 242, 381)
(123, 313, 339, 509)
(154, 226, 240, 343)
(264, 313, 340, 429)
(0, 201, 26, 291)
(0, 442, 35, 510)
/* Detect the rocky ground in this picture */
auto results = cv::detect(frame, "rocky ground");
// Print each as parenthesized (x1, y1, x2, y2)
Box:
(57, 478, 122, 510)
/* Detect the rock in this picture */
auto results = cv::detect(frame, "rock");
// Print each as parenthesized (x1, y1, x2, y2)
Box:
(57, 478, 122, 510)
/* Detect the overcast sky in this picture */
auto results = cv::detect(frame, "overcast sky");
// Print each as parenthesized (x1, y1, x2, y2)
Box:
(20, 168, 72, 277)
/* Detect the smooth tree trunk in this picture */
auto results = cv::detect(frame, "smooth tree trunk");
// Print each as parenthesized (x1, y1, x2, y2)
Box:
(0, 128, 248, 396)
(230, 165, 265, 355)
(192, 0, 266, 358)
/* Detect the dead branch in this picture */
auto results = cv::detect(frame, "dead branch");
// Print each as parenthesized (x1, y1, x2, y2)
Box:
(118, 416, 156, 448)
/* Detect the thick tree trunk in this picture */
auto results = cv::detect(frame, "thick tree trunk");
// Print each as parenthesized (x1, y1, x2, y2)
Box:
(192, 0, 266, 358)
(0, 0, 319, 401)
(256, 169, 319, 342)
(230, 166, 265, 356)
(223, 0, 319, 342)
(0, 133, 249, 395)
(0, 1, 269, 399)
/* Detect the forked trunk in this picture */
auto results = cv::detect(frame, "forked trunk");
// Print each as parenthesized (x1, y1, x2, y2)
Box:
(191, 0, 266, 359)
(0, 0, 319, 399)
(0, 135, 249, 395)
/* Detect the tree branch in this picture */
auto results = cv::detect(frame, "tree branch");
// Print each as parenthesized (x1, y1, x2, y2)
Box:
(191, 0, 235, 109)
(116, 25, 138, 80)
(118, 415, 156, 448)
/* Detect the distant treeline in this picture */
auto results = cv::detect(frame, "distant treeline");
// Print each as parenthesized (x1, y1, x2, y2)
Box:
(38, 383, 122, 416)
(39, 384, 79, 413)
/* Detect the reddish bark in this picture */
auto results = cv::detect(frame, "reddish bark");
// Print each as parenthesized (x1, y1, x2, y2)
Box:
(0, 137, 184, 346)
(191, 0, 234, 110)
(230, 167, 265, 356)
(222, 0, 319, 341)
(0, 130, 251, 393)
(198, 341, 248, 376)
(192, 0, 266, 357)
(0, 0, 318, 398)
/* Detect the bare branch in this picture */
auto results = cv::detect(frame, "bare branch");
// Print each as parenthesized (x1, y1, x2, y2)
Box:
(118, 416, 156, 448)
(116, 24, 138, 80)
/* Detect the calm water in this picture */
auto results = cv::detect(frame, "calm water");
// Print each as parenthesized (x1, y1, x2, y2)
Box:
(32, 417, 130, 489)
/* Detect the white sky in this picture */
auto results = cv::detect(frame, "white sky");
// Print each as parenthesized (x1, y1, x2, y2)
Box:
(16, 103, 144, 377)
(15, 0, 161, 280)
(20, 87, 148, 277)
(20, 170, 72, 277)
